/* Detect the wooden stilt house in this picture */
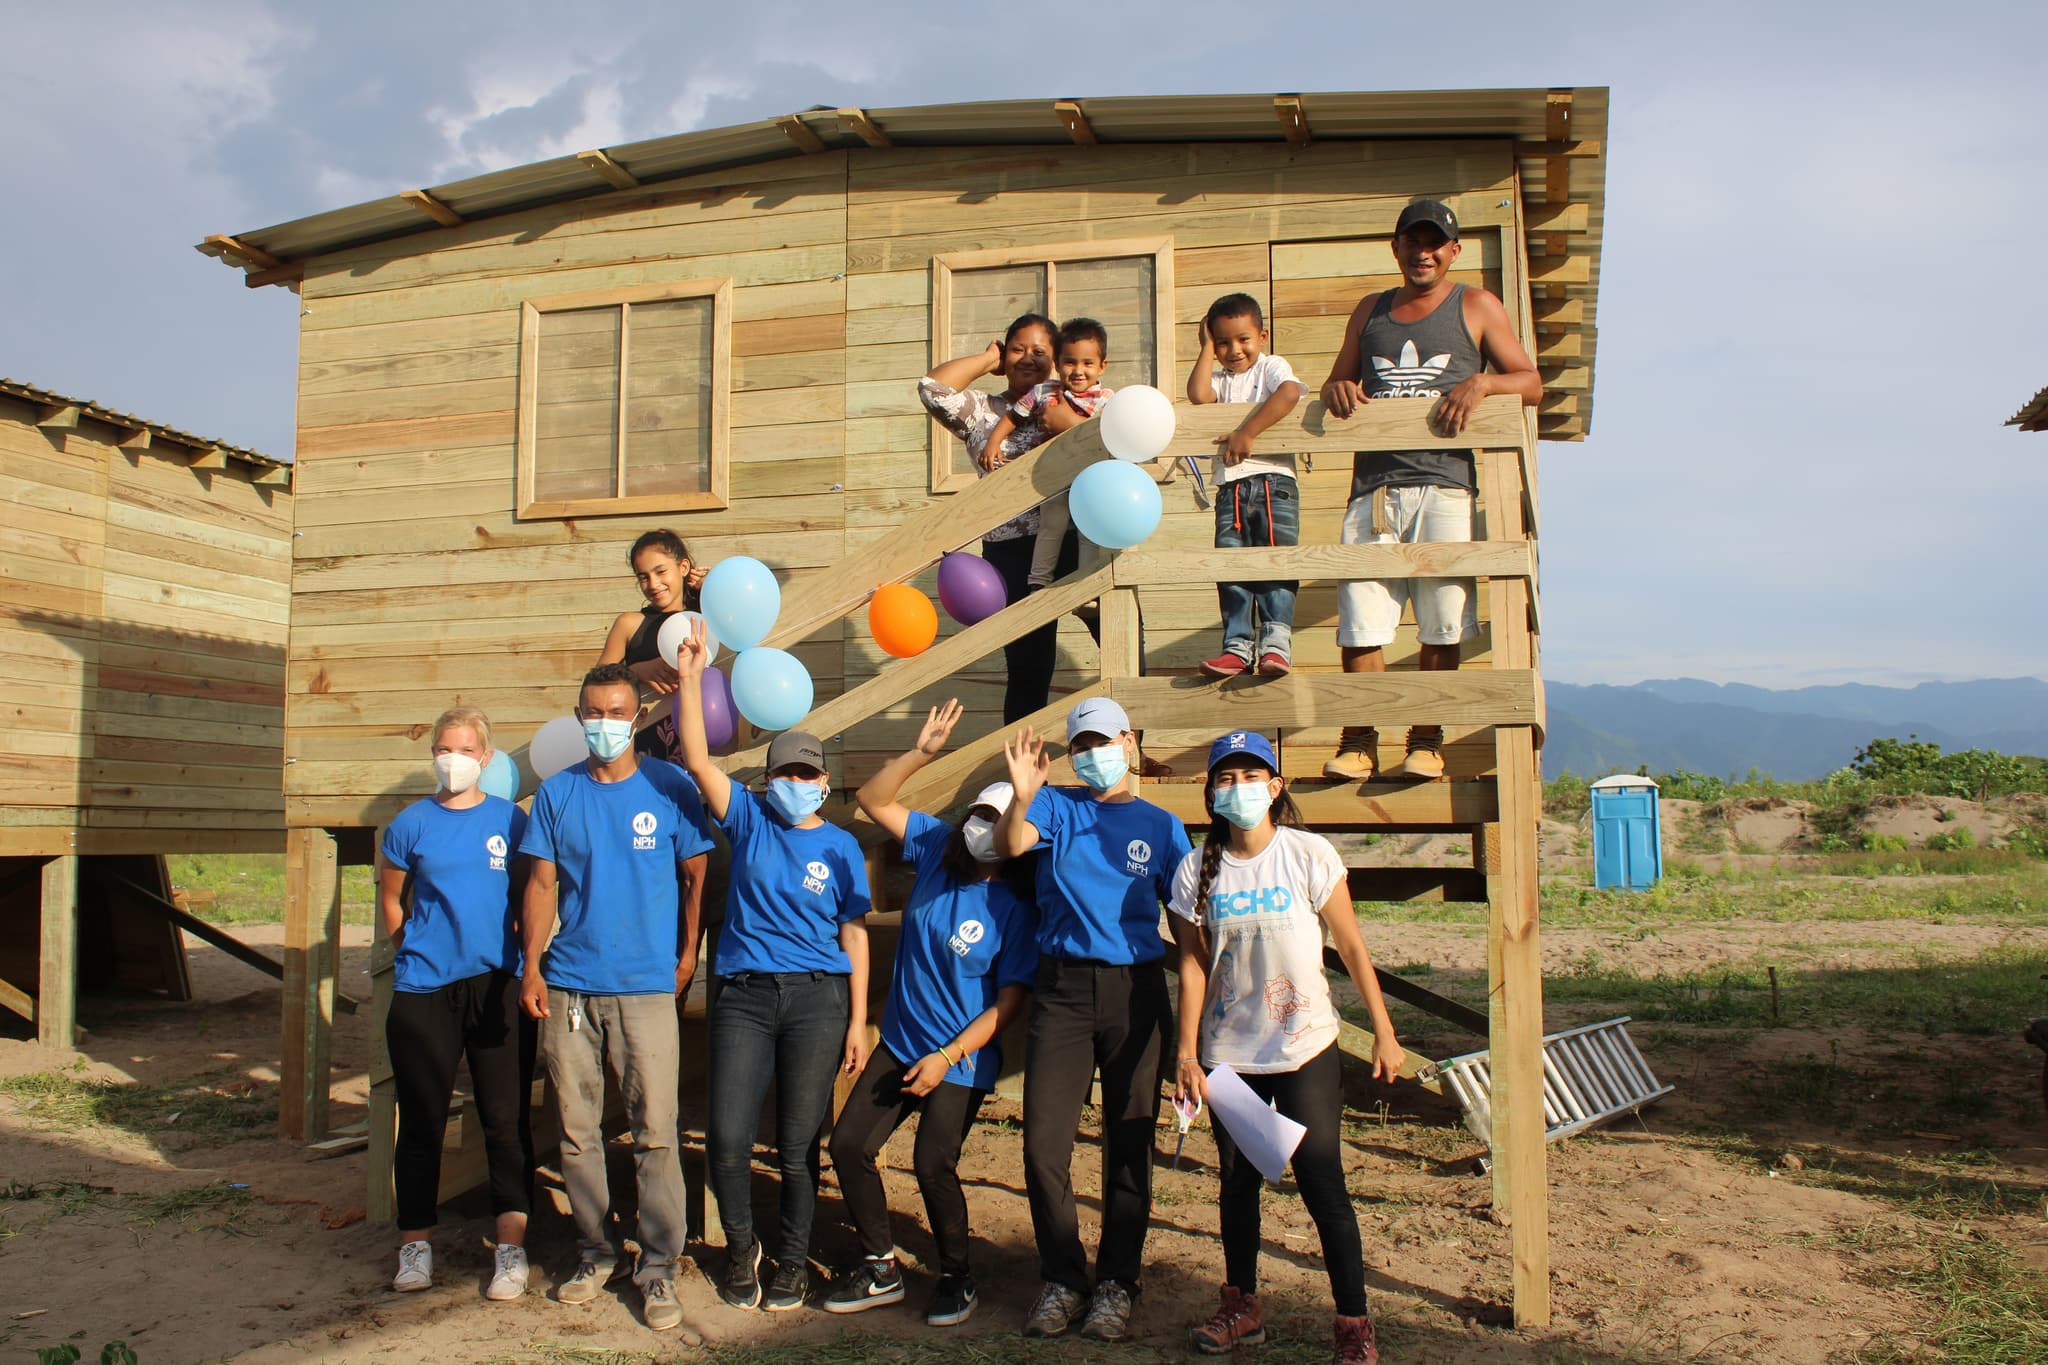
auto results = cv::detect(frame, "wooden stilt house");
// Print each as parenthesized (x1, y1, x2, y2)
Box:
(0, 380, 292, 1046)
(200, 89, 1605, 1326)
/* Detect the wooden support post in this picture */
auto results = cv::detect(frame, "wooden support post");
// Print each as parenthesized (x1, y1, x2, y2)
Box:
(1099, 584, 1144, 794)
(1490, 726, 1549, 1327)
(38, 855, 78, 1048)
(365, 833, 396, 1224)
(282, 827, 341, 1142)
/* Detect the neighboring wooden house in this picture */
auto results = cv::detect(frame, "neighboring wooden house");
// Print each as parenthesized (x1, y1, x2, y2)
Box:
(2008, 383, 2048, 431)
(0, 380, 292, 1045)
(200, 89, 1605, 1326)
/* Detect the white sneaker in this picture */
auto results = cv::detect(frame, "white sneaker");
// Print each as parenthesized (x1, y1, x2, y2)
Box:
(485, 1243, 529, 1301)
(393, 1239, 433, 1292)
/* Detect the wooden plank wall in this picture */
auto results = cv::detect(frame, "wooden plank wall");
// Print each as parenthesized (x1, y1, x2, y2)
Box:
(285, 138, 1524, 827)
(0, 400, 290, 855)
(286, 154, 855, 828)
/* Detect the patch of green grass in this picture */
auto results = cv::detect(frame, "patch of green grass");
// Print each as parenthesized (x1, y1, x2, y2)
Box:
(0, 1070, 276, 1141)
(166, 852, 375, 925)
(1853, 1229, 2048, 1364)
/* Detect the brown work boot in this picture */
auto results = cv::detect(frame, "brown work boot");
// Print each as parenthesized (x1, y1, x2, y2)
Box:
(1190, 1284, 1265, 1354)
(1401, 727, 1446, 780)
(1333, 1311, 1380, 1365)
(1323, 726, 1378, 781)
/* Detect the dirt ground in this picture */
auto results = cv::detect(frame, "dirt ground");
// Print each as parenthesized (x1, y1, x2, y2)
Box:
(4, 898, 2046, 1364)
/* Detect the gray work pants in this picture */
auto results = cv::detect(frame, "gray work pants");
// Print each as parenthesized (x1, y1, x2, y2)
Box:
(542, 989, 688, 1287)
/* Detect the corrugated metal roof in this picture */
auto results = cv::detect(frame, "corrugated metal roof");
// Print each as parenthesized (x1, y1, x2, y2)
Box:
(2008, 383, 2048, 432)
(0, 378, 291, 476)
(199, 88, 1605, 437)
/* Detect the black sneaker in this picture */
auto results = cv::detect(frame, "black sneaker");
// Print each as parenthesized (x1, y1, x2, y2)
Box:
(762, 1258, 808, 1312)
(719, 1239, 762, 1310)
(926, 1273, 978, 1327)
(823, 1256, 904, 1314)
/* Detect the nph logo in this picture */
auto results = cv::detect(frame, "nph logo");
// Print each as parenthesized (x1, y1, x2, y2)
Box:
(1125, 838, 1153, 875)
(803, 859, 831, 895)
(947, 918, 985, 958)
(486, 834, 508, 870)
(632, 810, 659, 850)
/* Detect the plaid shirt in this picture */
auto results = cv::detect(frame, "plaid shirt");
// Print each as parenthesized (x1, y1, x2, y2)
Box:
(1011, 379, 1112, 421)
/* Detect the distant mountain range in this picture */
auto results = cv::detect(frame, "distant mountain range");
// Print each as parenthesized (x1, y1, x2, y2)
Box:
(1544, 677, 2048, 780)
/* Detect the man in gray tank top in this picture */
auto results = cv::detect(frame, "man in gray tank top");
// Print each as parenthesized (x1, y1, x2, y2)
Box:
(1318, 199, 1542, 781)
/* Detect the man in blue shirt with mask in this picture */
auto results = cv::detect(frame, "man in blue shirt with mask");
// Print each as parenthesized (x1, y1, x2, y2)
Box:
(519, 662, 715, 1335)
(993, 697, 1193, 1343)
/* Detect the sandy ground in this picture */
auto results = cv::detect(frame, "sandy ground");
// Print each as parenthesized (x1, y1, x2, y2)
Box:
(5, 903, 2047, 1365)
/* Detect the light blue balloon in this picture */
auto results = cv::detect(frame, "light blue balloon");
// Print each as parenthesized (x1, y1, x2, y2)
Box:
(1069, 460, 1163, 550)
(700, 556, 782, 650)
(479, 750, 519, 801)
(730, 647, 814, 731)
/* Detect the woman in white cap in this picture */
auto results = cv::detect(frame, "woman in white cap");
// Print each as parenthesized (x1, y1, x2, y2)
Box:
(670, 624, 873, 1316)
(993, 696, 1193, 1343)
(1168, 730, 1404, 1365)
(375, 705, 535, 1300)
(821, 698, 1039, 1328)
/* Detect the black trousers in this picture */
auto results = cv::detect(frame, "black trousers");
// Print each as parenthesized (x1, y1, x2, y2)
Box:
(1213, 1043, 1368, 1315)
(387, 969, 537, 1231)
(1022, 958, 1168, 1294)
(827, 1042, 987, 1276)
(982, 529, 1081, 726)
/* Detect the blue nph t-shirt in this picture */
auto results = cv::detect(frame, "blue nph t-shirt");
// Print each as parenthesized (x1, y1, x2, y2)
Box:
(1024, 786, 1192, 964)
(880, 812, 1039, 1089)
(381, 794, 527, 992)
(713, 786, 871, 976)
(520, 758, 716, 996)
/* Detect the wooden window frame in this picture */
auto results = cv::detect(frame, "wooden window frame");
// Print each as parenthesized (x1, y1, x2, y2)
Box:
(515, 277, 733, 520)
(926, 238, 1175, 494)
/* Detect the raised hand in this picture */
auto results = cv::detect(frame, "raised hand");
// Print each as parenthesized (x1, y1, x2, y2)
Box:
(673, 615, 710, 679)
(915, 698, 965, 756)
(986, 338, 1007, 377)
(1002, 725, 1051, 803)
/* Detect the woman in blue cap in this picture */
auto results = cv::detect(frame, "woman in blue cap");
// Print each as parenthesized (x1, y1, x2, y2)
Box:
(1168, 730, 1405, 1365)
(993, 696, 1193, 1343)
(822, 698, 1039, 1328)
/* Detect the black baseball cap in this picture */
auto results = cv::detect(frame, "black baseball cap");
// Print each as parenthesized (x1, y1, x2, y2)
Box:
(766, 730, 827, 774)
(1395, 199, 1460, 242)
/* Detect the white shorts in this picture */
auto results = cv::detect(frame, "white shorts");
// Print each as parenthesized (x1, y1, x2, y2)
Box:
(1336, 485, 1478, 648)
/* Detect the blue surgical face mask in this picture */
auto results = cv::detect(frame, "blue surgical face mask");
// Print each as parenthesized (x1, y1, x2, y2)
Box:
(1211, 780, 1275, 830)
(1071, 743, 1129, 792)
(768, 777, 827, 823)
(581, 717, 634, 762)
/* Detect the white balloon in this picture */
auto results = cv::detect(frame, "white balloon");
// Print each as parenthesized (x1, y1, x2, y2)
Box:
(1098, 385, 1177, 462)
(657, 610, 719, 667)
(528, 715, 589, 781)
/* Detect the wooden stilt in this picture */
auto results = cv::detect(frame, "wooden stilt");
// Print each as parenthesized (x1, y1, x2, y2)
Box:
(282, 827, 341, 1141)
(365, 853, 397, 1224)
(38, 855, 78, 1048)
(1491, 726, 1549, 1326)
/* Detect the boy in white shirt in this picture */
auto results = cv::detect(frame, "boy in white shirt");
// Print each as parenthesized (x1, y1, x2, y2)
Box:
(1186, 295, 1305, 678)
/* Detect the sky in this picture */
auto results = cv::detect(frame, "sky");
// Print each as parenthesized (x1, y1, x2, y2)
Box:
(3, 0, 2044, 690)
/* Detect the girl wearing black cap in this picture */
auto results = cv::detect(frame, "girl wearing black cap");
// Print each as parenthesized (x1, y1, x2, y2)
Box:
(670, 622, 873, 1316)
(1167, 730, 1405, 1365)
(821, 698, 1039, 1328)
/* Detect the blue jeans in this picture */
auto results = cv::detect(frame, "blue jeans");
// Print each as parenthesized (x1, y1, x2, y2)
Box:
(1214, 472, 1298, 662)
(706, 971, 850, 1265)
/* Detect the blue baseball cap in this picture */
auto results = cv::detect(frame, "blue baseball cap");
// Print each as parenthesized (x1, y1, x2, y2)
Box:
(1207, 730, 1277, 773)
(1066, 696, 1131, 743)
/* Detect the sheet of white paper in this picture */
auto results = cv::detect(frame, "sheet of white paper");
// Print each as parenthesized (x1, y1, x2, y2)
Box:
(1204, 1064, 1307, 1181)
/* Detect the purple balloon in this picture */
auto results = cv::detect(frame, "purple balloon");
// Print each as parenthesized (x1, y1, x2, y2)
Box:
(702, 665, 737, 752)
(937, 552, 1008, 626)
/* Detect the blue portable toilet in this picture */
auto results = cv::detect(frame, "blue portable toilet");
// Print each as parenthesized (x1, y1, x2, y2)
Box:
(1590, 775, 1662, 890)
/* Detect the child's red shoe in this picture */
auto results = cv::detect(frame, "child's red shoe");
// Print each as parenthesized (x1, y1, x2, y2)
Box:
(1199, 653, 1251, 679)
(1256, 652, 1291, 677)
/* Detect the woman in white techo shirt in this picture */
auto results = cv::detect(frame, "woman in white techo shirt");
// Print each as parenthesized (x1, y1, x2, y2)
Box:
(1168, 730, 1404, 1365)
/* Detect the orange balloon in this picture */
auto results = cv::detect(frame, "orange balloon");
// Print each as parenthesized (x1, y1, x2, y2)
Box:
(869, 583, 939, 658)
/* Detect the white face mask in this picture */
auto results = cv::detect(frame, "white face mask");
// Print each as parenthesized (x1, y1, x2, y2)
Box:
(434, 752, 481, 794)
(962, 815, 1001, 863)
